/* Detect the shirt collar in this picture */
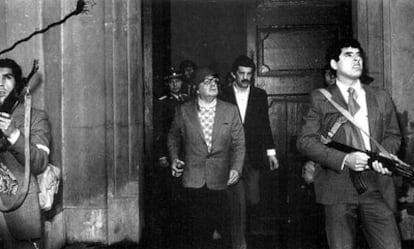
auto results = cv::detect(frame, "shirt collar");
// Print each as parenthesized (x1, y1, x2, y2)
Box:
(233, 83, 250, 95)
(198, 97, 217, 108)
(336, 78, 364, 98)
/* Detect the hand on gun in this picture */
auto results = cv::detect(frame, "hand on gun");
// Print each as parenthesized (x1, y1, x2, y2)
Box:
(328, 141, 412, 177)
(370, 160, 392, 175)
(345, 151, 391, 175)
(344, 152, 370, 171)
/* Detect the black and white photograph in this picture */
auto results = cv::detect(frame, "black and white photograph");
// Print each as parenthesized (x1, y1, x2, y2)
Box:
(1, 0, 414, 248)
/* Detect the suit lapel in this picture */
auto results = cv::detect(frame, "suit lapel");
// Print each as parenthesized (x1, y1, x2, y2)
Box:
(187, 100, 207, 145)
(227, 87, 237, 104)
(363, 85, 379, 141)
(330, 84, 348, 110)
(244, 87, 256, 125)
(330, 83, 379, 148)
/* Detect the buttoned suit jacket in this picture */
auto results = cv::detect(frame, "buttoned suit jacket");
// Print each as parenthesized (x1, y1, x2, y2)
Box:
(1, 105, 51, 240)
(220, 86, 274, 170)
(297, 83, 401, 211)
(168, 99, 245, 190)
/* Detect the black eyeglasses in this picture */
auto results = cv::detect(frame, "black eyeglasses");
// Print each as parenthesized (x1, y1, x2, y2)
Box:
(202, 77, 219, 86)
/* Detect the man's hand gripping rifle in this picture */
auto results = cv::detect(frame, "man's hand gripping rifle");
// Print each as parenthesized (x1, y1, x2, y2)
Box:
(327, 140, 414, 179)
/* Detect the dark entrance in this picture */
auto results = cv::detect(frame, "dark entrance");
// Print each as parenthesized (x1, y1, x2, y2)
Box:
(148, 1, 353, 248)
(246, 0, 352, 248)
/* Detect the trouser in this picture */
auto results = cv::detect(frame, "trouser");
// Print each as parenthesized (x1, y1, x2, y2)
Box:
(226, 161, 261, 249)
(324, 191, 401, 249)
(184, 186, 230, 249)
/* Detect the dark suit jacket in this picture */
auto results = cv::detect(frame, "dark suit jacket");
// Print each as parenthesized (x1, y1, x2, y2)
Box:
(297, 83, 401, 211)
(220, 86, 275, 169)
(2, 105, 51, 239)
(168, 99, 245, 190)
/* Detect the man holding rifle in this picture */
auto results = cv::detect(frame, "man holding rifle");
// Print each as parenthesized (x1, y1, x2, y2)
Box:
(0, 58, 51, 249)
(297, 38, 402, 249)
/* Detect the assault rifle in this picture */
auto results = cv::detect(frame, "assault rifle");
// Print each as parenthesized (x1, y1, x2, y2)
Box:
(327, 140, 414, 179)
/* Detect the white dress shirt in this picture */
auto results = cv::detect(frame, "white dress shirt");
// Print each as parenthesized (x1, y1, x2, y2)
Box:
(336, 79, 371, 150)
(233, 84, 276, 157)
(233, 84, 250, 123)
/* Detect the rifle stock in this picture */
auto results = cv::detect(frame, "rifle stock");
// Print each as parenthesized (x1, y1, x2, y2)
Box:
(327, 141, 414, 179)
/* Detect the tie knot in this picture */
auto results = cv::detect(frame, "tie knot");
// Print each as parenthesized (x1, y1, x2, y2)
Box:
(348, 87, 356, 96)
(347, 87, 360, 116)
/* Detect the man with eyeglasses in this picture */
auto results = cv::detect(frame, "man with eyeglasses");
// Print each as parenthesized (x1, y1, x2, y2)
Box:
(168, 67, 245, 249)
(220, 55, 279, 249)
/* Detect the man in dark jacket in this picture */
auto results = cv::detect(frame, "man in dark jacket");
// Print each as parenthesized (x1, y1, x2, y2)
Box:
(220, 55, 279, 249)
(297, 38, 401, 249)
(0, 58, 51, 249)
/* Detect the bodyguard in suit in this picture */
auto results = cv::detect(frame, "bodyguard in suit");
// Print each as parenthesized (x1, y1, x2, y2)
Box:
(0, 59, 51, 249)
(297, 38, 402, 249)
(220, 55, 279, 249)
(168, 67, 245, 249)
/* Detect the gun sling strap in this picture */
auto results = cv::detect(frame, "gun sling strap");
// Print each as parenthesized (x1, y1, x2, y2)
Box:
(319, 88, 400, 194)
(318, 88, 392, 158)
(317, 88, 413, 187)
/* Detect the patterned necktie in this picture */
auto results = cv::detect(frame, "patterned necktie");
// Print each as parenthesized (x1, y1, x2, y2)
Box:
(198, 106, 215, 152)
(347, 87, 360, 116)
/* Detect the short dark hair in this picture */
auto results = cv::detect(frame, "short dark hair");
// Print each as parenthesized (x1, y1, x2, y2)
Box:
(0, 58, 24, 94)
(232, 55, 256, 74)
(326, 38, 366, 76)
